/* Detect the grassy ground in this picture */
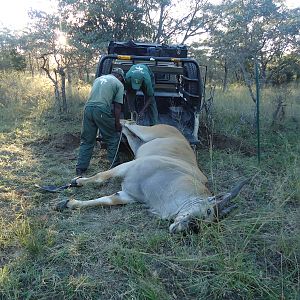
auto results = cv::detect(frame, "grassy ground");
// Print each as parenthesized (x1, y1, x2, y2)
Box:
(0, 72, 299, 299)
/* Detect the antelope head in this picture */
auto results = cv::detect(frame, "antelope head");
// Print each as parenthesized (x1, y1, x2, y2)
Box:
(169, 179, 250, 234)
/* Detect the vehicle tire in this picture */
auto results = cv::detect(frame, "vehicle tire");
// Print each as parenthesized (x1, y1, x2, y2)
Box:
(183, 62, 203, 106)
(96, 58, 113, 78)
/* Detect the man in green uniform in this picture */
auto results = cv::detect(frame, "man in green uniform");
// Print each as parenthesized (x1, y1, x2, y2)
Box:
(76, 68, 125, 176)
(125, 64, 158, 125)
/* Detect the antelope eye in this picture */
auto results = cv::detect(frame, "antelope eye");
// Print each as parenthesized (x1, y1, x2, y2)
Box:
(207, 208, 211, 216)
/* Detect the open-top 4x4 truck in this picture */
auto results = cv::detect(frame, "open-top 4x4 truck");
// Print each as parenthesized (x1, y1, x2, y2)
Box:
(96, 40, 206, 144)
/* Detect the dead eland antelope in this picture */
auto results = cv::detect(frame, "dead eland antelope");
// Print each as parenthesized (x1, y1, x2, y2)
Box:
(56, 123, 249, 233)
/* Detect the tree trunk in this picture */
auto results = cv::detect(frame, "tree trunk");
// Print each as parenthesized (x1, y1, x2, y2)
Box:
(78, 68, 84, 80)
(54, 84, 61, 112)
(260, 62, 267, 88)
(85, 66, 90, 82)
(41, 55, 62, 111)
(28, 53, 34, 77)
(223, 60, 228, 92)
(59, 68, 67, 113)
(239, 61, 256, 103)
(153, 4, 165, 43)
(67, 68, 73, 97)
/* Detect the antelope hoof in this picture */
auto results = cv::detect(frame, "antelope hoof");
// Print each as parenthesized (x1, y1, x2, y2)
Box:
(70, 176, 83, 187)
(54, 198, 70, 211)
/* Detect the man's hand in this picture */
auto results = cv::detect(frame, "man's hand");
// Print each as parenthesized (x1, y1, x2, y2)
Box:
(114, 102, 122, 132)
(138, 110, 145, 119)
(139, 95, 153, 119)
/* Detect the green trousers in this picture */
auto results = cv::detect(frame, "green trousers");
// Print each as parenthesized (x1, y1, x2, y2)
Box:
(76, 106, 120, 170)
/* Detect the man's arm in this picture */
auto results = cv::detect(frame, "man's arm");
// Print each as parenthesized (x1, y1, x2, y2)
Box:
(114, 102, 122, 132)
(139, 95, 154, 117)
(139, 72, 155, 117)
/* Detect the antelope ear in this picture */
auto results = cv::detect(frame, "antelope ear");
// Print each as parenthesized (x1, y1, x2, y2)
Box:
(218, 204, 238, 219)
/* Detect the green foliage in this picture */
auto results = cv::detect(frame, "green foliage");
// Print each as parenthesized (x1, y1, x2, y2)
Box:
(268, 53, 300, 85)
(9, 49, 26, 71)
(1, 0, 298, 94)
(0, 28, 26, 71)
(58, 0, 152, 49)
(204, 0, 300, 89)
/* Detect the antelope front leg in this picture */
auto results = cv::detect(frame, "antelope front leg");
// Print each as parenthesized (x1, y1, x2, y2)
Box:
(73, 160, 136, 187)
(55, 191, 135, 211)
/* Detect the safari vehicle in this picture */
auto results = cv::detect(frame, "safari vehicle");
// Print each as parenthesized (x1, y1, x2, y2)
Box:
(96, 40, 206, 144)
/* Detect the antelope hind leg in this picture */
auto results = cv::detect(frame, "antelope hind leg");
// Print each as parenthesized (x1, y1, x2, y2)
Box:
(124, 123, 181, 142)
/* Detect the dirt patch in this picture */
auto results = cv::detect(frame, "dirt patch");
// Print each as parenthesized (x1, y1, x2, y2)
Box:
(0, 248, 22, 269)
(49, 133, 80, 151)
(199, 127, 256, 156)
(212, 133, 256, 156)
(25, 128, 255, 157)
(25, 133, 81, 152)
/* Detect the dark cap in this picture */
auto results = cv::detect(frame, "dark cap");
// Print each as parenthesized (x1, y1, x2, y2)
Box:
(111, 67, 125, 80)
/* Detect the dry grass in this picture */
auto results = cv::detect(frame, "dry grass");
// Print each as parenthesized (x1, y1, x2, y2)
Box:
(0, 72, 299, 299)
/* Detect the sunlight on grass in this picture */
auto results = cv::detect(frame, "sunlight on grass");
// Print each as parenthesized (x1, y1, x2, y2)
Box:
(212, 84, 300, 139)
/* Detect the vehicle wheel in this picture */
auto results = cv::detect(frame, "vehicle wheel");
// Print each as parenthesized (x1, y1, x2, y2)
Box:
(96, 58, 112, 78)
(183, 62, 203, 106)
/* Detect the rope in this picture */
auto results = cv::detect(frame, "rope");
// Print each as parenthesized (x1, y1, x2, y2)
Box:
(107, 113, 138, 170)
(108, 130, 124, 170)
(131, 111, 139, 124)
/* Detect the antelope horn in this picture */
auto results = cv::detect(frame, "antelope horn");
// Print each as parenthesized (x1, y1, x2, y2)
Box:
(216, 178, 250, 212)
(223, 178, 250, 200)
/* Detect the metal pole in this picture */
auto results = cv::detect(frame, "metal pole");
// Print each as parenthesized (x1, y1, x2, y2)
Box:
(255, 60, 261, 164)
